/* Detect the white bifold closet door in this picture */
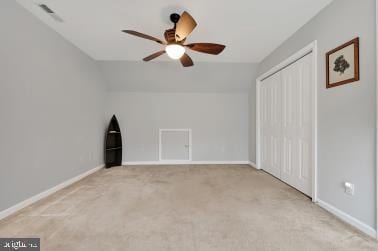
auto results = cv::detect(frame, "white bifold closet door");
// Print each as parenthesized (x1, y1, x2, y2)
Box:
(260, 53, 313, 197)
(261, 72, 282, 179)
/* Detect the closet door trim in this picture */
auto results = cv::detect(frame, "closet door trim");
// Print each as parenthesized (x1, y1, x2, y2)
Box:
(256, 41, 318, 202)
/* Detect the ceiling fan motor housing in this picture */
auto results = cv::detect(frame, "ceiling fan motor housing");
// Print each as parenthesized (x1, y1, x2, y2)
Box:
(164, 28, 176, 43)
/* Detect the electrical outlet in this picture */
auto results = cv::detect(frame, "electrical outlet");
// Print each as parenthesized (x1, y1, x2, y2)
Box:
(344, 182, 355, 195)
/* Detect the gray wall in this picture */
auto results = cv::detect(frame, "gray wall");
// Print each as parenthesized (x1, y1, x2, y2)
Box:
(100, 61, 257, 93)
(100, 61, 258, 162)
(255, 0, 376, 228)
(0, 0, 107, 212)
(107, 92, 249, 162)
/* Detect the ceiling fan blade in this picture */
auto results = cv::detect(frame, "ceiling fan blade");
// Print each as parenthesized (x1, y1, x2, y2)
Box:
(185, 43, 226, 55)
(175, 11, 197, 41)
(122, 30, 165, 44)
(143, 51, 166, 62)
(180, 53, 194, 67)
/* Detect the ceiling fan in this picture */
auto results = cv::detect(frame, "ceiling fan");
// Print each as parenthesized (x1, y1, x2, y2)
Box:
(122, 11, 226, 67)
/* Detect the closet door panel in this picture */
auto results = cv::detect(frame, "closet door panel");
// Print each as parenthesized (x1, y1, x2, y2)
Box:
(260, 72, 282, 179)
(280, 54, 313, 196)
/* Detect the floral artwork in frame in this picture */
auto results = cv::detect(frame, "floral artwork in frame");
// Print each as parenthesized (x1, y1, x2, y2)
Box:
(326, 37, 360, 88)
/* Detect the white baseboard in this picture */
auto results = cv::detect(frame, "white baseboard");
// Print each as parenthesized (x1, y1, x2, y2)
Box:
(248, 161, 259, 169)
(0, 164, 104, 221)
(317, 199, 377, 238)
(123, 161, 250, 166)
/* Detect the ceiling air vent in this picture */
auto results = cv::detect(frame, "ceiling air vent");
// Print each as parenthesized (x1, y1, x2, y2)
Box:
(38, 4, 64, 22)
(39, 4, 53, 13)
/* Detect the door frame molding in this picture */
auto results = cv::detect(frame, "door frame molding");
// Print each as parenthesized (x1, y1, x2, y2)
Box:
(159, 128, 192, 162)
(256, 41, 318, 202)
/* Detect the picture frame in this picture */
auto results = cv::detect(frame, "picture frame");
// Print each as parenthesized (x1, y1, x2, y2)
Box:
(326, 37, 360, 88)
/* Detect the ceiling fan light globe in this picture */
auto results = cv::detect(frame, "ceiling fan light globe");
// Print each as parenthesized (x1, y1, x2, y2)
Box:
(165, 44, 185, 59)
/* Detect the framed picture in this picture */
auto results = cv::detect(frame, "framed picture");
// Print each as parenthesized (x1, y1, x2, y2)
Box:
(326, 37, 360, 88)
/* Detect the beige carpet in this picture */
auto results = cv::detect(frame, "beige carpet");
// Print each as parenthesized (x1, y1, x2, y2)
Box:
(0, 165, 377, 250)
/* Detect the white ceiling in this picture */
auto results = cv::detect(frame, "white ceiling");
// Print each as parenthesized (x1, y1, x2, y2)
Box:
(17, 0, 333, 63)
